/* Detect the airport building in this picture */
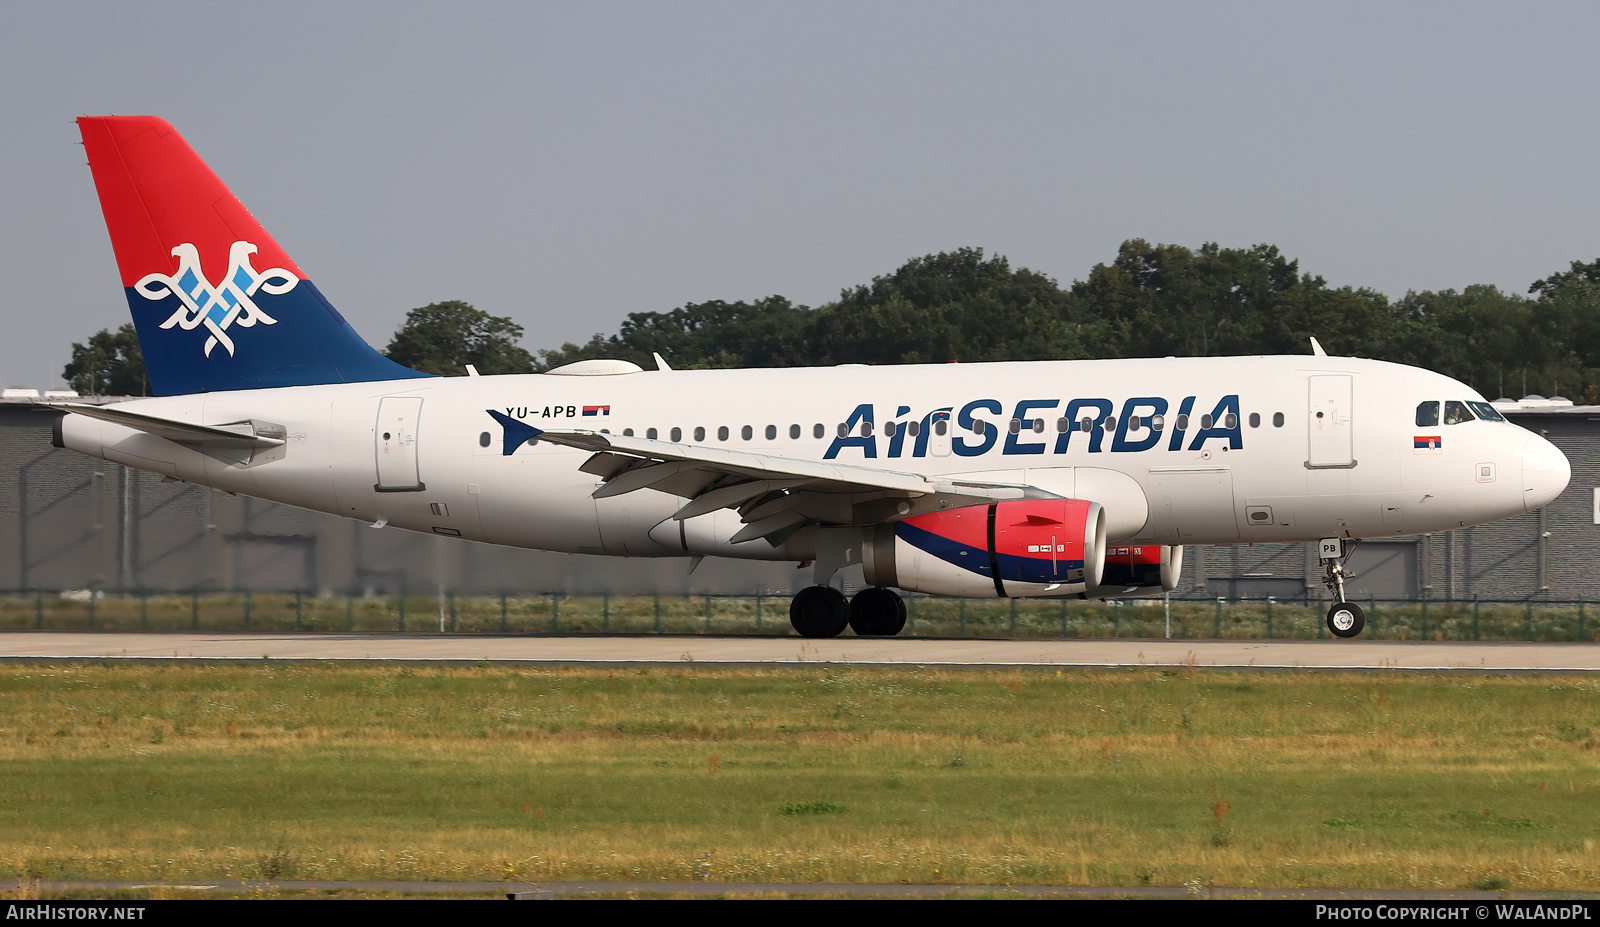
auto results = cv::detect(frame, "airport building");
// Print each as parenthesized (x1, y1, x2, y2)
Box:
(1, 394, 1592, 602)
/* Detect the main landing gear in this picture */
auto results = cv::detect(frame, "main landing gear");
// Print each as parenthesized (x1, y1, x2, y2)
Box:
(1319, 538, 1365, 638)
(789, 586, 907, 638)
(848, 587, 907, 636)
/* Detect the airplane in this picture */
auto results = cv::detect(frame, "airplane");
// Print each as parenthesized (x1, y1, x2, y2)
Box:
(48, 116, 1572, 640)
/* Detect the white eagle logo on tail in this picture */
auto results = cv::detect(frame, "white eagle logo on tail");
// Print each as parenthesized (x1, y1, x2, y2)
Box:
(133, 241, 297, 357)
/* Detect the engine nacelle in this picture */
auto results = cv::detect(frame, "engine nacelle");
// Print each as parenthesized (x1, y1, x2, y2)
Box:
(863, 499, 1107, 598)
(1091, 544, 1184, 598)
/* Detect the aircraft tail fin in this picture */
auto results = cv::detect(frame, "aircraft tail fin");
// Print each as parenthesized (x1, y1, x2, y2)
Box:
(76, 116, 432, 396)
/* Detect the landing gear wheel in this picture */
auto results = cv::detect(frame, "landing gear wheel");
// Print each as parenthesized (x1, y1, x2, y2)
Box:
(849, 587, 907, 636)
(1327, 602, 1366, 638)
(791, 586, 850, 638)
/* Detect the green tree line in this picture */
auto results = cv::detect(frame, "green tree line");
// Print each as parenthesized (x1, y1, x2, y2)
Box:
(64, 242, 1600, 401)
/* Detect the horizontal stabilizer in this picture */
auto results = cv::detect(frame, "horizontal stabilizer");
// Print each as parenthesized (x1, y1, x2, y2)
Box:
(44, 402, 285, 449)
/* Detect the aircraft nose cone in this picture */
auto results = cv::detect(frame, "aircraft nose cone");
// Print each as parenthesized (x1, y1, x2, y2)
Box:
(1522, 432, 1571, 511)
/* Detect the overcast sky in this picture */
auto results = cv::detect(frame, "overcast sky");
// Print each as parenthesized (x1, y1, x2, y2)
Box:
(2, 0, 1597, 389)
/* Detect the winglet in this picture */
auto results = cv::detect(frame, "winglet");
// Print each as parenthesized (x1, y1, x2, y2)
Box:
(1309, 337, 1327, 357)
(486, 410, 541, 455)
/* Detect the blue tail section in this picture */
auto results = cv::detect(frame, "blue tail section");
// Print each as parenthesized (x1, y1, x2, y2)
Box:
(127, 275, 434, 395)
(80, 115, 433, 395)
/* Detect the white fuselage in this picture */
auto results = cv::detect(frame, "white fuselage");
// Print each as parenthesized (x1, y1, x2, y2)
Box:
(57, 354, 1568, 565)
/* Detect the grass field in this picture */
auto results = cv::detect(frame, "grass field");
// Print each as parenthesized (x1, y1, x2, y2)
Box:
(1, 662, 1598, 892)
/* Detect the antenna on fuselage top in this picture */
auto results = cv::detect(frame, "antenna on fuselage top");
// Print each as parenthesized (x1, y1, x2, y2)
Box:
(653, 352, 673, 372)
(1309, 337, 1328, 357)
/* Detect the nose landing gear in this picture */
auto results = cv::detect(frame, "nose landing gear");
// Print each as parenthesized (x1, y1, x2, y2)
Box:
(1319, 538, 1365, 638)
(1326, 600, 1365, 637)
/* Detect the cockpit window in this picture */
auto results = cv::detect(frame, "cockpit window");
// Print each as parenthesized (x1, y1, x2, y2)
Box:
(1415, 401, 1439, 427)
(1444, 400, 1475, 425)
(1467, 401, 1506, 422)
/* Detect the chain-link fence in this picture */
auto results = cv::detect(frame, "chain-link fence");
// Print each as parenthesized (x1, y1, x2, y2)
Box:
(3, 590, 1597, 641)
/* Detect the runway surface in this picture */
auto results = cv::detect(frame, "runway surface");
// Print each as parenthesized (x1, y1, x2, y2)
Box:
(3, 631, 1599, 672)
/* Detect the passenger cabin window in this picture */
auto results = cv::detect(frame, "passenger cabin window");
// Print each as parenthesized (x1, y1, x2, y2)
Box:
(693, 426, 705, 441)
(670, 427, 682, 442)
(623, 428, 634, 436)
(1151, 414, 1165, 431)
(478, 432, 491, 447)
(1272, 412, 1284, 427)
(742, 425, 753, 440)
(1008, 418, 1021, 435)
(1416, 401, 1440, 427)
(789, 424, 800, 439)
(908, 420, 920, 437)
(1248, 412, 1260, 428)
(717, 426, 729, 441)
(837, 423, 849, 438)
(934, 419, 948, 436)
(1444, 400, 1475, 425)
(1200, 414, 1213, 429)
(1224, 413, 1237, 429)
(647, 427, 658, 439)
(765, 425, 777, 440)
(813, 424, 824, 439)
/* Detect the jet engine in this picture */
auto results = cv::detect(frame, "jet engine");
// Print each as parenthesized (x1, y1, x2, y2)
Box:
(862, 499, 1107, 598)
(1094, 544, 1184, 598)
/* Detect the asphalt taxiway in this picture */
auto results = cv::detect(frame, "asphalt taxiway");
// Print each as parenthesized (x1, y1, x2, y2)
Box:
(2, 632, 1597, 672)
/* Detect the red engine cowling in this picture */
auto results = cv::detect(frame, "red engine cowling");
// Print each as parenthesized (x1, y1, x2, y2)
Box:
(1092, 544, 1184, 598)
(863, 499, 1107, 598)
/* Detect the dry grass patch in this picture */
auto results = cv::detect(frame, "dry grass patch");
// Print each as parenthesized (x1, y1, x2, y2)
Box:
(1, 662, 1598, 889)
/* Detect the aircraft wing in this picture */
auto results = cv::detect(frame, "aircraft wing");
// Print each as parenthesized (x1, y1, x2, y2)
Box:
(533, 428, 1039, 545)
(42, 402, 286, 449)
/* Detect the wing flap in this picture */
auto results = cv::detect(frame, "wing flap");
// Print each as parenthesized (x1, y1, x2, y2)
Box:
(535, 430, 941, 495)
(534, 429, 1035, 535)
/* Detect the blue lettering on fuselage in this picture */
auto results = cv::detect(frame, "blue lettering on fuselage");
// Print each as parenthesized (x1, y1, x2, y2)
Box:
(828, 403, 877, 458)
(823, 395, 1243, 459)
(953, 399, 1002, 457)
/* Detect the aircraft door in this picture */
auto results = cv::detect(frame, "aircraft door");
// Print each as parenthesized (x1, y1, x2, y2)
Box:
(375, 397, 425, 491)
(1307, 375, 1354, 468)
(929, 410, 952, 457)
